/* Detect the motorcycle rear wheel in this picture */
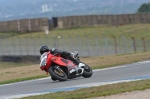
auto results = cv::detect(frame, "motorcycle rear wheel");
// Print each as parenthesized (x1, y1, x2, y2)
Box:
(48, 66, 67, 81)
(82, 65, 93, 78)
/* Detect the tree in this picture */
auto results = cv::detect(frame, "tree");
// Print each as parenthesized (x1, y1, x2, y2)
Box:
(137, 2, 150, 13)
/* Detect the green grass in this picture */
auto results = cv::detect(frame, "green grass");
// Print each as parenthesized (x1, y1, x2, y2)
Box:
(1, 24, 150, 39)
(0, 32, 20, 38)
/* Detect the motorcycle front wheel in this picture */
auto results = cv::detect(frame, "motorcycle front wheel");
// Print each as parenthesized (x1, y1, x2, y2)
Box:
(48, 66, 67, 81)
(82, 65, 93, 78)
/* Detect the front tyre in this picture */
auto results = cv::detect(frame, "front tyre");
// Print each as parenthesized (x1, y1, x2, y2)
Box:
(48, 66, 67, 81)
(82, 65, 93, 78)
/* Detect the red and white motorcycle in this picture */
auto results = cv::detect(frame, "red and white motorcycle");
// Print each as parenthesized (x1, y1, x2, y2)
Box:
(40, 51, 93, 81)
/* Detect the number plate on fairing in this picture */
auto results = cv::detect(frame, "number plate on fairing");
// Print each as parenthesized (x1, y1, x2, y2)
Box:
(40, 53, 47, 67)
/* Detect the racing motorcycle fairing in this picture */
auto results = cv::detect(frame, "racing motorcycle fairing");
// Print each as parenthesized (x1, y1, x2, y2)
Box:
(40, 52, 76, 73)
(40, 52, 53, 71)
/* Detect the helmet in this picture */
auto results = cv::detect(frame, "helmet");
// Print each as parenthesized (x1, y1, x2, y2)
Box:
(39, 45, 49, 55)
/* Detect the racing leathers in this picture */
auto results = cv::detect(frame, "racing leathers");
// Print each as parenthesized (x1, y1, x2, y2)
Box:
(49, 48, 80, 65)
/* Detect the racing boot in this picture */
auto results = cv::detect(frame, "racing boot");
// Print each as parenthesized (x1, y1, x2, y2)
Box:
(68, 52, 85, 74)
(69, 56, 83, 74)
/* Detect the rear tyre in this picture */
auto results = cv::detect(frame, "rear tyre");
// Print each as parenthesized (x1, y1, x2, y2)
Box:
(82, 65, 93, 78)
(51, 77, 57, 81)
(48, 66, 67, 81)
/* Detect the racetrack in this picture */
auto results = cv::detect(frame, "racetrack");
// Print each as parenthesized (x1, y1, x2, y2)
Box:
(1, 61, 150, 99)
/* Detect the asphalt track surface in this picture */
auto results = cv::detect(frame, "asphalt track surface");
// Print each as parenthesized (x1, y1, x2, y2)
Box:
(0, 61, 150, 98)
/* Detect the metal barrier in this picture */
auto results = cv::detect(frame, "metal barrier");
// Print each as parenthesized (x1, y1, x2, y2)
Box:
(0, 35, 149, 57)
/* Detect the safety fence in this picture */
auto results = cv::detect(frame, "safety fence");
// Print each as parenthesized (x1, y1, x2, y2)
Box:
(0, 18, 49, 32)
(0, 35, 149, 57)
(54, 13, 150, 28)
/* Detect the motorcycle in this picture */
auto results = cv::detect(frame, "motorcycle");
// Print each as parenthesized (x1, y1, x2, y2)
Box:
(40, 51, 93, 81)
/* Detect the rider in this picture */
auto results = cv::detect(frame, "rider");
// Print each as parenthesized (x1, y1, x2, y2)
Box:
(39, 45, 80, 66)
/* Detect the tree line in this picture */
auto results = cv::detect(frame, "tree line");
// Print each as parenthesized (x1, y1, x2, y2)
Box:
(138, 2, 150, 13)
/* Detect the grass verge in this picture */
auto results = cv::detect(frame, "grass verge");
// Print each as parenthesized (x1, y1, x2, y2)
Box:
(21, 79, 150, 99)
(0, 62, 36, 70)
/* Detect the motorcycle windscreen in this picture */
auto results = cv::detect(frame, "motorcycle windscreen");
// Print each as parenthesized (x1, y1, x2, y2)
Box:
(40, 53, 47, 67)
